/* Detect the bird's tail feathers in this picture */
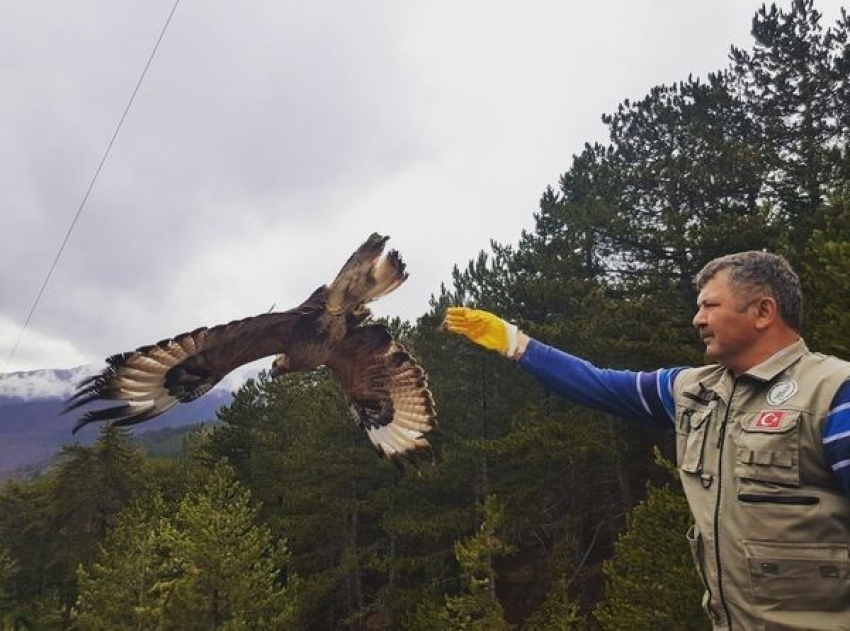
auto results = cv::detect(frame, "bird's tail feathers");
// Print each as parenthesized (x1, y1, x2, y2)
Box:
(327, 233, 408, 312)
(366, 248, 408, 302)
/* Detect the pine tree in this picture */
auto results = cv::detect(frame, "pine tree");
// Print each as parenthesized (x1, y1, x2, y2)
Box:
(594, 454, 708, 631)
(0, 546, 16, 625)
(439, 497, 514, 630)
(160, 460, 300, 630)
(730, 0, 849, 256)
(74, 461, 299, 630)
(0, 478, 52, 618)
(73, 495, 172, 630)
(800, 186, 850, 354)
(48, 426, 145, 601)
(521, 577, 582, 631)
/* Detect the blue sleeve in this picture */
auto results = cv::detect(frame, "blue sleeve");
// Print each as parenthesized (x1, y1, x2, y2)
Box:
(824, 381, 850, 498)
(517, 338, 680, 431)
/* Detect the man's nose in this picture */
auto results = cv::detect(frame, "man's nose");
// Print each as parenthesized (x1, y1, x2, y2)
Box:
(692, 309, 705, 329)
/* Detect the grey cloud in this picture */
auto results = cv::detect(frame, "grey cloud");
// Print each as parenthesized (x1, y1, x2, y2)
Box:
(7, 1, 846, 372)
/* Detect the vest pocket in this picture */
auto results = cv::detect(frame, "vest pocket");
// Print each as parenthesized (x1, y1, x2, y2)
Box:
(686, 525, 717, 621)
(677, 408, 712, 474)
(742, 540, 850, 609)
(737, 493, 819, 505)
(733, 411, 800, 487)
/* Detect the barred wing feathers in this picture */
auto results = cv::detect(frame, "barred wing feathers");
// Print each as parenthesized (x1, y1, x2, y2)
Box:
(326, 325, 437, 460)
(65, 310, 305, 432)
(64, 233, 439, 463)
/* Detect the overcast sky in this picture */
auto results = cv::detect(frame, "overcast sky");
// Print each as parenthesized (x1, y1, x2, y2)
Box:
(2, 0, 847, 375)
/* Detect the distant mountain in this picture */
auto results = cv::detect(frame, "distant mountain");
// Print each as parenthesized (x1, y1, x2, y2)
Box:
(0, 366, 233, 478)
(0, 364, 99, 403)
(134, 422, 215, 459)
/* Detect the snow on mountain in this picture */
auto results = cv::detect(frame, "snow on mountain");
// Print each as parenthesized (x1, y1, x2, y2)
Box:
(0, 364, 103, 401)
(0, 364, 237, 478)
(0, 361, 263, 403)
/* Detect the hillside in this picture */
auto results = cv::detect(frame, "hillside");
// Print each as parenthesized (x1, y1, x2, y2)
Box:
(0, 367, 232, 478)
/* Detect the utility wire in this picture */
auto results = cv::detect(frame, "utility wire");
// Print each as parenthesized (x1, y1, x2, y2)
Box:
(5, 0, 182, 369)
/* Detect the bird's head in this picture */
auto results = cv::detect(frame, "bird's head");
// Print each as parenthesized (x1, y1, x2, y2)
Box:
(270, 353, 291, 377)
(348, 304, 371, 325)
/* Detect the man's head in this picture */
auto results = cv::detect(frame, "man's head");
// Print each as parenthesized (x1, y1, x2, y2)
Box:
(694, 251, 802, 332)
(692, 252, 802, 373)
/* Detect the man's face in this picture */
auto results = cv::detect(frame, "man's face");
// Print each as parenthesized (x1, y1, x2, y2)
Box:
(692, 270, 759, 369)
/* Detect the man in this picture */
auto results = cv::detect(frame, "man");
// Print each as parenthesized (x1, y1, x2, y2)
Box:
(444, 251, 850, 631)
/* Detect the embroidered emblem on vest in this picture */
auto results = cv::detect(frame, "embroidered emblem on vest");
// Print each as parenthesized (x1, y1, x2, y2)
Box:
(754, 410, 786, 429)
(767, 380, 798, 405)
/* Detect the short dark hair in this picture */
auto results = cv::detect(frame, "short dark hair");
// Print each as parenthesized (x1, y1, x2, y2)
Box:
(694, 251, 803, 331)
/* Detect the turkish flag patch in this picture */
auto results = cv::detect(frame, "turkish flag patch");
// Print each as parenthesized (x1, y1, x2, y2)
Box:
(754, 410, 786, 429)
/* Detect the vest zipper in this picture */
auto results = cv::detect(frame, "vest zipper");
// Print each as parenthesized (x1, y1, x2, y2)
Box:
(713, 378, 737, 629)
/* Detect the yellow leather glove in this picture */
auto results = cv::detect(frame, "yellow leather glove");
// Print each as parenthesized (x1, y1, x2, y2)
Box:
(443, 307, 519, 357)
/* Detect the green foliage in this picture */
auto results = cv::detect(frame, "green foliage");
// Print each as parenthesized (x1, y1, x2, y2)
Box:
(801, 187, 850, 354)
(205, 373, 390, 620)
(0, 546, 13, 604)
(0, 546, 17, 628)
(134, 422, 212, 459)
(48, 427, 145, 603)
(594, 481, 708, 631)
(443, 497, 513, 627)
(408, 497, 515, 631)
(203, 370, 479, 629)
(730, 0, 846, 249)
(74, 461, 299, 631)
(160, 460, 299, 630)
(0, 477, 52, 618)
(401, 585, 447, 631)
(521, 577, 582, 631)
(73, 495, 172, 630)
(0, 426, 145, 628)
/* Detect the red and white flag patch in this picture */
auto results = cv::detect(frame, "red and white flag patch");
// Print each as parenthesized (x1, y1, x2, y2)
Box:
(754, 410, 786, 429)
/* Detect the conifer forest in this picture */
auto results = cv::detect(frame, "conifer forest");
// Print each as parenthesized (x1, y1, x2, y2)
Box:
(3, 1, 850, 628)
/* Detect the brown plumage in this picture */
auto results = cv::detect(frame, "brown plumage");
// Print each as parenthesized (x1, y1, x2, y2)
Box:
(65, 233, 437, 462)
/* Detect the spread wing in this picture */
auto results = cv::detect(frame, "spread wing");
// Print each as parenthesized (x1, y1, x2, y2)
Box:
(65, 309, 311, 432)
(325, 324, 437, 461)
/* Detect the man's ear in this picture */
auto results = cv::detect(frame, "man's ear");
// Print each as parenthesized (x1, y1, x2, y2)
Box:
(753, 296, 779, 331)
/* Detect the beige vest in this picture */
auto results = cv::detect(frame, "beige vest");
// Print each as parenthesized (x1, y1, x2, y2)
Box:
(674, 340, 850, 631)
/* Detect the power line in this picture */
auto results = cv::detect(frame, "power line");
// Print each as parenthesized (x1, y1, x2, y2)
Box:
(5, 0, 182, 369)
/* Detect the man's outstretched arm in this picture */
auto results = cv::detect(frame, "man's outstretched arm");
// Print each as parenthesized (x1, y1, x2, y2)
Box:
(444, 307, 679, 430)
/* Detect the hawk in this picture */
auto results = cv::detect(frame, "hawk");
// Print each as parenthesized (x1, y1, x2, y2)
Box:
(65, 233, 437, 462)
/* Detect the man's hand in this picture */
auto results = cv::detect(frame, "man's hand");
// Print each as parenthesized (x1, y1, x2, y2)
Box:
(443, 307, 520, 357)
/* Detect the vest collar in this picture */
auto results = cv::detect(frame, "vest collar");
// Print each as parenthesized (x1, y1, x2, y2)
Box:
(741, 338, 808, 382)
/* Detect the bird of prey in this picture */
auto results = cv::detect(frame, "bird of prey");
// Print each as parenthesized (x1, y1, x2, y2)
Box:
(65, 233, 437, 462)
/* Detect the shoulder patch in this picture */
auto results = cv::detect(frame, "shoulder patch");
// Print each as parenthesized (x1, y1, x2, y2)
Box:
(767, 379, 798, 406)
